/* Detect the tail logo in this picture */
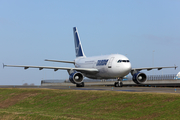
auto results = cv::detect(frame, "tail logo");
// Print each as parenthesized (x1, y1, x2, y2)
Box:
(73, 27, 85, 58)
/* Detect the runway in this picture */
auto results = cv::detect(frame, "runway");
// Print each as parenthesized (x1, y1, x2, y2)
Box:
(41, 79, 180, 87)
(0, 85, 179, 94)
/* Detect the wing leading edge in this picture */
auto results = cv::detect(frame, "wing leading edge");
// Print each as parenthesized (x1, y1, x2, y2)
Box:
(3, 64, 98, 73)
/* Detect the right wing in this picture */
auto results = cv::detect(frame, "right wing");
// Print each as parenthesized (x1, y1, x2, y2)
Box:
(131, 65, 177, 75)
(132, 66, 178, 72)
(3, 64, 98, 73)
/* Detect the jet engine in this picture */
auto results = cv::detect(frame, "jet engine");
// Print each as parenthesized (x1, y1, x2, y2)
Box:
(132, 72, 147, 84)
(69, 72, 84, 84)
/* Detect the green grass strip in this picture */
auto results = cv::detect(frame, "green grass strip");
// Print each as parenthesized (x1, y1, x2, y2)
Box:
(0, 88, 180, 120)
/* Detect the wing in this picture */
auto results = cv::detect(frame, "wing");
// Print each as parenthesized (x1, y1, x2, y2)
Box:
(44, 59, 75, 64)
(3, 64, 98, 73)
(132, 65, 177, 72)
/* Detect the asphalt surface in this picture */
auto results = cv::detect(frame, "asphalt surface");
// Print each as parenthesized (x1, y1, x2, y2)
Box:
(0, 85, 179, 94)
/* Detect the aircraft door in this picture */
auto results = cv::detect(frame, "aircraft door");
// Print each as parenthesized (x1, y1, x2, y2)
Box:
(108, 57, 114, 68)
(92, 61, 96, 68)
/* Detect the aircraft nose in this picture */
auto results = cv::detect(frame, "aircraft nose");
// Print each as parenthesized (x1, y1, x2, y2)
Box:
(123, 63, 132, 75)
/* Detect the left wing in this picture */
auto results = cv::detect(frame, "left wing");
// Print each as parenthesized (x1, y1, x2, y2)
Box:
(132, 65, 177, 72)
(3, 64, 98, 73)
(44, 59, 75, 64)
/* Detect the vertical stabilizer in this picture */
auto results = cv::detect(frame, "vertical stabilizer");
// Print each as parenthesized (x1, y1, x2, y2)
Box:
(73, 27, 86, 58)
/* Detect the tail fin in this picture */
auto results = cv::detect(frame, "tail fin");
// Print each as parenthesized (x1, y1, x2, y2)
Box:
(73, 27, 86, 58)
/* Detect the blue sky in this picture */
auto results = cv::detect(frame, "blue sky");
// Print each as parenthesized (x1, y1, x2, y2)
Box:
(0, 0, 180, 85)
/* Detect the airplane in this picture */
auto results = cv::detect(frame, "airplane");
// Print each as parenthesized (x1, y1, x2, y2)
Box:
(174, 72, 180, 80)
(3, 27, 178, 87)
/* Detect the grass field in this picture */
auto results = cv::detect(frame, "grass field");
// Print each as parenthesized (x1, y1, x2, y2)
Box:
(0, 88, 180, 120)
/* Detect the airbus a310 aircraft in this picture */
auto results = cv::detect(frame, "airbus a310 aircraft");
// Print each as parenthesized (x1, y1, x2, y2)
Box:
(4, 27, 177, 87)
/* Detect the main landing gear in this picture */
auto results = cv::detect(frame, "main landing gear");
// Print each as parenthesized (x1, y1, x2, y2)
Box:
(76, 82, 84, 87)
(114, 78, 123, 87)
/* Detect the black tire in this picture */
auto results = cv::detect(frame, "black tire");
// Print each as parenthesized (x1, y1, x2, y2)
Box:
(120, 82, 123, 87)
(76, 82, 84, 87)
(114, 82, 123, 87)
(114, 82, 118, 87)
(81, 82, 84, 87)
(114, 82, 116, 87)
(76, 84, 80, 87)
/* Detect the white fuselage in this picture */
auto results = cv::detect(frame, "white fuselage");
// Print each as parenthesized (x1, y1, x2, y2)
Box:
(74, 54, 132, 79)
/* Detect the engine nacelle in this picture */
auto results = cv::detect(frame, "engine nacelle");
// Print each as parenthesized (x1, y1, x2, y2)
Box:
(132, 72, 147, 84)
(69, 72, 84, 84)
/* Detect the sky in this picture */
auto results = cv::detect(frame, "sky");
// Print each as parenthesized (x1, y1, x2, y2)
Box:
(0, 0, 180, 85)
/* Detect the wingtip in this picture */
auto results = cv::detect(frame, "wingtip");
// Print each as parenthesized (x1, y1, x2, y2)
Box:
(174, 64, 178, 70)
(3, 63, 5, 68)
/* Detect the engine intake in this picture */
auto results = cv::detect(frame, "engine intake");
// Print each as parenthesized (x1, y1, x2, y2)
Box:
(69, 72, 84, 84)
(132, 72, 147, 84)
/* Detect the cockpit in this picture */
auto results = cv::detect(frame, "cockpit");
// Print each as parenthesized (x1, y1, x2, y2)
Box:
(117, 60, 130, 63)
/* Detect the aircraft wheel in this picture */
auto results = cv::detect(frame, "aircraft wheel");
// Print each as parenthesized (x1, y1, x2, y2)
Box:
(76, 82, 84, 87)
(81, 82, 84, 87)
(114, 82, 118, 87)
(114, 82, 123, 87)
(119, 82, 123, 87)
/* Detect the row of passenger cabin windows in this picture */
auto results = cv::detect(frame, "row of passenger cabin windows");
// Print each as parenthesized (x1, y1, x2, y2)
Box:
(117, 60, 130, 63)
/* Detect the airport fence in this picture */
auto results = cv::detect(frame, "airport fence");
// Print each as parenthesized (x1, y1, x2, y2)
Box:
(41, 74, 177, 84)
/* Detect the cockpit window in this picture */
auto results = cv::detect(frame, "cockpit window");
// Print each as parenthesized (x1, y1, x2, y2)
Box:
(117, 60, 130, 63)
(117, 60, 122, 63)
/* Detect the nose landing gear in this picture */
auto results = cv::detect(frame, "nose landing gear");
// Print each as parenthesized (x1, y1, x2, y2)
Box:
(114, 78, 123, 87)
